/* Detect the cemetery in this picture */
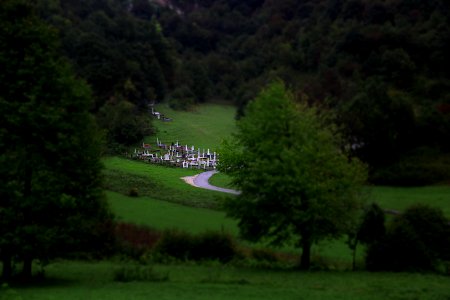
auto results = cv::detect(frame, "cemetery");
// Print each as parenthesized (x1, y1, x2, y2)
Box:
(132, 138, 219, 170)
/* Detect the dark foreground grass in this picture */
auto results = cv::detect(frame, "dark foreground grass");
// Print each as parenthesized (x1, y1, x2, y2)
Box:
(5, 260, 450, 300)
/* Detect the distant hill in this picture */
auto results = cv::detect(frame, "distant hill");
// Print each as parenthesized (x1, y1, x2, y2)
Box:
(34, 0, 450, 184)
(155, 0, 450, 184)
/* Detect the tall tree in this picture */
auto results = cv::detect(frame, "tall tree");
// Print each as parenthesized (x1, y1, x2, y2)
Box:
(219, 82, 367, 269)
(0, 0, 114, 280)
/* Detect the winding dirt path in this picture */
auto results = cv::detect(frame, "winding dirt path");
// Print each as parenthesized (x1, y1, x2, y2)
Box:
(181, 170, 241, 195)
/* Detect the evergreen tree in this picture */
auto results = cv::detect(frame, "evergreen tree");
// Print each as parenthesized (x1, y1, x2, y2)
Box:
(0, 0, 114, 280)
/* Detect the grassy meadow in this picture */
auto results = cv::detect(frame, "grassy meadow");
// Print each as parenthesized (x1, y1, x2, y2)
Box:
(4, 103, 450, 299)
(6, 261, 450, 300)
(147, 103, 237, 150)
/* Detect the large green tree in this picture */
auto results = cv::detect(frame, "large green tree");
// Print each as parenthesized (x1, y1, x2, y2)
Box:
(0, 0, 114, 280)
(219, 82, 367, 269)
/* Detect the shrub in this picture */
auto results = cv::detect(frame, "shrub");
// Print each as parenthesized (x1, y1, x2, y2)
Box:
(153, 230, 237, 263)
(357, 203, 386, 245)
(115, 223, 162, 259)
(153, 230, 195, 261)
(191, 232, 236, 263)
(128, 187, 139, 197)
(168, 86, 195, 111)
(113, 264, 168, 282)
(251, 248, 279, 263)
(366, 204, 450, 272)
(371, 149, 450, 186)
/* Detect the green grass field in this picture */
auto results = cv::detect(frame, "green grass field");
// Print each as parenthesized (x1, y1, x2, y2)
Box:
(147, 103, 237, 150)
(107, 191, 237, 235)
(103, 156, 233, 208)
(7, 261, 450, 300)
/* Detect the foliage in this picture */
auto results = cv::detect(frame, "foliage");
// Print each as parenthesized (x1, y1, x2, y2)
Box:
(218, 82, 367, 269)
(97, 99, 154, 149)
(347, 202, 386, 270)
(115, 222, 161, 259)
(366, 204, 450, 272)
(37, 0, 175, 109)
(357, 203, 386, 246)
(156, 0, 450, 184)
(370, 149, 450, 186)
(0, 0, 114, 280)
(113, 264, 168, 282)
(153, 230, 237, 263)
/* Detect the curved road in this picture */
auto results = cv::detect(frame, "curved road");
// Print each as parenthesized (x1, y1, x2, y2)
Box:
(184, 170, 241, 195)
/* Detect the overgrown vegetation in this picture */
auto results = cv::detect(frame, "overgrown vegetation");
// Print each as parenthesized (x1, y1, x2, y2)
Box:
(156, 0, 450, 185)
(365, 204, 450, 272)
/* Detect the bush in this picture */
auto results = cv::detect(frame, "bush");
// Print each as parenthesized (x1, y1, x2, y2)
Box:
(191, 232, 236, 263)
(357, 203, 386, 245)
(371, 149, 450, 186)
(115, 223, 162, 259)
(251, 248, 279, 263)
(366, 204, 450, 272)
(153, 230, 195, 261)
(168, 86, 195, 111)
(128, 187, 139, 197)
(153, 230, 237, 263)
(113, 264, 168, 282)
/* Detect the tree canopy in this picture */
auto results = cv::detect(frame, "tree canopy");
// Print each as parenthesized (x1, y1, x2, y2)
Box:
(22, 0, 450, 183)
(219, 82, 367, 269)
(0, 0, 114, 280)
(157, 0, 450, 184)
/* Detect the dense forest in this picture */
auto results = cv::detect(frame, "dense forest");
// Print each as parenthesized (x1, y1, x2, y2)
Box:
(32, 0, 450, 184)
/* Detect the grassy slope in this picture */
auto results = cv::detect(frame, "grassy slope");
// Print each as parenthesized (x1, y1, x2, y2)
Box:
(147, 103, 237, 150)
(108, 191, 237, 235)
(103, 156, 232, 208)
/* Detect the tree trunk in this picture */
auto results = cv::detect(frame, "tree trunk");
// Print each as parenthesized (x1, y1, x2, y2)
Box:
(300, 237, 312, 270)
(1, 255, 12, 280)
(21, 257, 33, 281)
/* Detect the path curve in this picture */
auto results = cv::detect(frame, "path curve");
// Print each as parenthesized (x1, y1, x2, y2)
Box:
(181, 170, 241, 195)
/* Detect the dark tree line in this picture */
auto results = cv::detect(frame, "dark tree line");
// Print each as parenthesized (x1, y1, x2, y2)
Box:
(33, 0, 177, 148)
(15, 0, 450, 180)
(156, 0, 450, 184)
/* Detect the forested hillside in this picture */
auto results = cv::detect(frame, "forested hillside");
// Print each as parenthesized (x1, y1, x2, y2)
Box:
(32, 0, 450, 184)
(157, 0, 450, 184)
